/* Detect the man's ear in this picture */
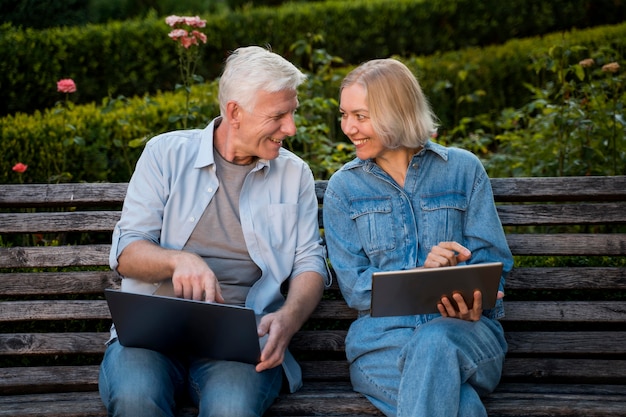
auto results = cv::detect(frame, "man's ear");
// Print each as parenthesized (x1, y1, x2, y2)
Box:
(226, 101, 241, 127)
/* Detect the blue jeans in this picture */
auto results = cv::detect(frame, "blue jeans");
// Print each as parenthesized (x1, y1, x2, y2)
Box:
(346, 315, 507, 417)
(98, 340, 283, 417)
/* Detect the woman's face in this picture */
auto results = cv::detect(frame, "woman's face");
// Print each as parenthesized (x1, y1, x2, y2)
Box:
(339, 84, 387, 161)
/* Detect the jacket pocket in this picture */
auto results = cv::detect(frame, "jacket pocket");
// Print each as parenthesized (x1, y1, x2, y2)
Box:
(349, 197, 396, 255)
(420, 191, 467, 248)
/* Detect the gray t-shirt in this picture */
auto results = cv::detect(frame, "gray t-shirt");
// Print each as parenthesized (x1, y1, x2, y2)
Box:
(183, 149, 261, 306)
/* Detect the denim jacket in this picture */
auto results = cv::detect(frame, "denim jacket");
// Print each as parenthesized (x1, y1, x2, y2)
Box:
(323, 141, 513, 321)
(109, 118, 330, 393)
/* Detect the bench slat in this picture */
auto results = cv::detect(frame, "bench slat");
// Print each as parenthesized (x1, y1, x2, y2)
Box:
(0, 212, 120, 234)
(0, 300, 111, 321)
(0, 365, 100, 395)
(506, 267, 626, 290)
(2, 233, 622, 270)
(489, 176, 626, 202)
(496, 202, 626, 225)
(506, 233, 626, 256)
(1, 177, 624, 207)
(0, 245, 110, 268)
(3, 299, 625, 323)
(2, 384, 625, 417)
(3, 358, 626, 396)
(3, 330, 624, 358)
(0, 271, 119, 296)
(0, 333, 108, 355)
(2, 203, 623, 234)
(0, 183, 127, 207)
(1, 267, 623, 298)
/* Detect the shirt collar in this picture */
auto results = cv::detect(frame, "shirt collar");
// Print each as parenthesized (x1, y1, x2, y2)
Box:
(341, 140, 449, 172)
(195, 117, 271, 175)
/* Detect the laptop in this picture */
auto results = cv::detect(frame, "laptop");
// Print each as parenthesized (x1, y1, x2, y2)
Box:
(370, 262, 503, 317)
(104, 289, 262, 364)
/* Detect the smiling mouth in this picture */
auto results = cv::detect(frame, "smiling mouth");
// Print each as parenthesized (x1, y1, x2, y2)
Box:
(352, 138, 370, 146)
(269, 137, 283, 144)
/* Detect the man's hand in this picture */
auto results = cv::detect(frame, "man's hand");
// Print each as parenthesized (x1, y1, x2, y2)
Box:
(255, 310, 299, 372)
(170, 251, 224, 302)
(254, 271, 325, 373)
(117, 240, 224, 303)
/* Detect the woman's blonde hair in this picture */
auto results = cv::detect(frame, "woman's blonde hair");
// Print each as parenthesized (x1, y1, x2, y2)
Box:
(340, 59, 438, 149)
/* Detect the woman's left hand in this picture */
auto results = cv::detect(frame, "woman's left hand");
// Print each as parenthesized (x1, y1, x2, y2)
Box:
(437, 290, 483, 321)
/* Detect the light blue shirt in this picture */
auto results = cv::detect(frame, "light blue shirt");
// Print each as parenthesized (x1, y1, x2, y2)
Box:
(109, 118, 330, 392)
(323, 141, 513, 320)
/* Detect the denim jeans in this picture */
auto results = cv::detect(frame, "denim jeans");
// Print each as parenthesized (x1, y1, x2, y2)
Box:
(98, 340, 283, 417)
(346, 315, 507, 417)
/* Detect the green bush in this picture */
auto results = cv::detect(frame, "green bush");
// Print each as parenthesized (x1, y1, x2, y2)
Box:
(1, 0, 624, 116)
(2, 22, 624, 184)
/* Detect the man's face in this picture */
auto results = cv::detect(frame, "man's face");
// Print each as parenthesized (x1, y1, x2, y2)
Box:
(235, 89, 299, 161)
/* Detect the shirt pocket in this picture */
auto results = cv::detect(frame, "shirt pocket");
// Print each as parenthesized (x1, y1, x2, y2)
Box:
(420, 192, 467, 248)
(267, 203, 298, 252)
(349, 197, 396, 255)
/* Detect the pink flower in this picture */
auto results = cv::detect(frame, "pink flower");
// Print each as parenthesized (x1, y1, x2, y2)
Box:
(168, 29, 188, 40)
(12, 162, 28, 173)
(57, 79, 76, 93)
(192, 30, 207, 44)
(602, 62, 620, 73)
(165, 15, 184, 27)
(166, 15, 206, 28)
(184, 16, 206, 28)
(579, 58, 595, 68)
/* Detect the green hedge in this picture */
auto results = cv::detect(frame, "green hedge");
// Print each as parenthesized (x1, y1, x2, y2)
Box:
(2, 22, 624, 184)
(1, 0, 624, 116)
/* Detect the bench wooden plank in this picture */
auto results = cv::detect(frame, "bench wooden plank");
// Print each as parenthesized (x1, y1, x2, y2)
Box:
(506, 233, 626, 256)
(2, 203, 624, 233)
(2, 360, 625, 397)
(1, 177, 623, 207)
(505, 267, 626, 290)
(0, 366, 100, 395)
(2, 233, 622, 271)
(2, 384, 626, 417)
(0, 183, 128, 207)
(3, 299, 625, 323)
(0, 212, 121, 234)
(1, 267, 623, 297)
(0, 271, 119, 296)
(0, 245, 110, 268)
(496, 202, 626, 225)
(0, 333, 107, 355)
(2, 331, 625, 358)
(489, 176, 626, 202)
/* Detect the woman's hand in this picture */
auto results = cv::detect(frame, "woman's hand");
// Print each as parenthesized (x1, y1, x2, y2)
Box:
(437, 290, 483, 321)
(424, 241, 471, 268)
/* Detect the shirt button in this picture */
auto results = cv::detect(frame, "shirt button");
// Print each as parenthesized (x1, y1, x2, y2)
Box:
(190, 217, 195, 222)
(207, 187, 213, 193)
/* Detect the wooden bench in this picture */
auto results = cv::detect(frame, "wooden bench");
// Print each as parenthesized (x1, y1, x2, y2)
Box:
(1, 176, 625, 417)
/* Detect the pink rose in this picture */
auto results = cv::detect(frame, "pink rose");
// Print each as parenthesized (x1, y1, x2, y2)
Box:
(579, 58, 595, 68)
(184, 16, 206, 28)
(192, 30, 207, 44)
(57, 79, 76, 93)
(165, 15, 184, 27)
(602, 62, 620, 73)
(168, 29, 188, 40)
(12, 162, 28, 173)
(180, 36, 197, 49)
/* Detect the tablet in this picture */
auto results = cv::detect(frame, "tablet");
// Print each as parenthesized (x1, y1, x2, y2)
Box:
(370, 262, 503, 317)
(104, 289, 262, 364)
